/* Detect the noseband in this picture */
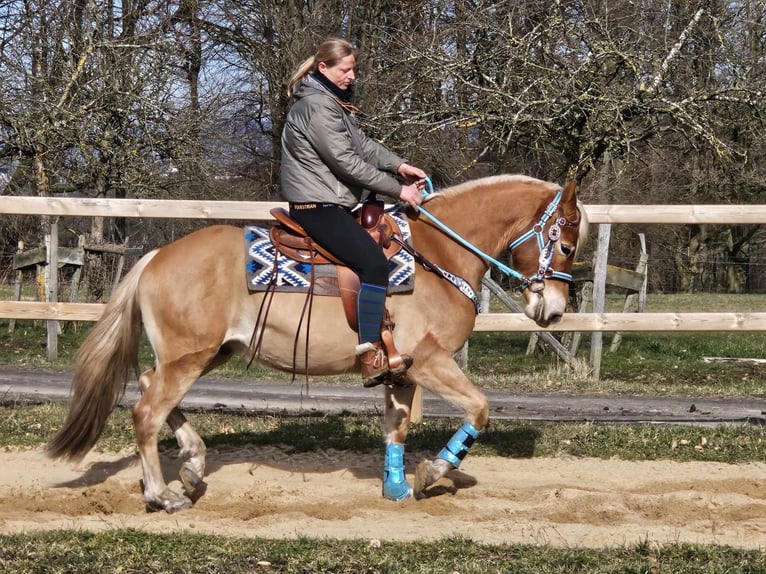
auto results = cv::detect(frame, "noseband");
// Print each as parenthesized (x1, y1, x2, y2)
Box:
(508, 189, 579, 293)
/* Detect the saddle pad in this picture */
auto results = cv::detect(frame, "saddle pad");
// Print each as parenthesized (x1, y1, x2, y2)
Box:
(245, 206, 415, 294)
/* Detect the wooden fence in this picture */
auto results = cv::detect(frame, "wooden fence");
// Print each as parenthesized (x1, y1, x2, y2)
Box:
(1, 197, 765, 371)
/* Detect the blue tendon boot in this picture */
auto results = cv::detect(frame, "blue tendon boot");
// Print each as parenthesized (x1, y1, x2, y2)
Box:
(414, 423, 481, 497)
(436, 422, 481, 468)
(382, 442, 412, 501)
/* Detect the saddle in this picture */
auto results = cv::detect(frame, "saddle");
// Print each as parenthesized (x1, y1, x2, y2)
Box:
(267, 201, 408, 375)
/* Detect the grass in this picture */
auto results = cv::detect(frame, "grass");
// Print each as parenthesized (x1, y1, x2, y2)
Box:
(3, 292, 764, 396)
(460, 291, 766, 396)
(3, 322, 764, 396)
(467, 329, 766, 396)
(2, 530, 766, 573)
(2, 403, 766, 469)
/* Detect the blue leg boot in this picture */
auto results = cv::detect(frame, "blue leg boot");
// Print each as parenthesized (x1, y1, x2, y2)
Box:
(382, 442, 412, 501)
(414, 423, 482, 497)
(436, 422, 481, 468)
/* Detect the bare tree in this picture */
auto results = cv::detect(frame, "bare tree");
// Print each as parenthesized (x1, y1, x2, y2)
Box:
(0, 0, 218, 295)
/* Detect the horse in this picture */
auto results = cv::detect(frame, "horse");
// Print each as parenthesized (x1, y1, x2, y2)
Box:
(46, 174, 586, 512)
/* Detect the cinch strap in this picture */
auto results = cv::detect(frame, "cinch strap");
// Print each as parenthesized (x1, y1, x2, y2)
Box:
(437, 422, 480, 468)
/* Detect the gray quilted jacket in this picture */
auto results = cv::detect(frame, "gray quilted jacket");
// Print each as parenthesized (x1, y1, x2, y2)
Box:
(280, 75, 404, 208)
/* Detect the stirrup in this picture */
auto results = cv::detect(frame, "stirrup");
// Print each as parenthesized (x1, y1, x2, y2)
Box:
(356, 342, 413, 388)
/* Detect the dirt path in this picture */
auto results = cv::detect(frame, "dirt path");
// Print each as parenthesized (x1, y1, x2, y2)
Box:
(1, 446, 765, 548)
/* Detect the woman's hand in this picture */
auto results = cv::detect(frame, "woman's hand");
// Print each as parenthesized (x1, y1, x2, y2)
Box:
(395, 163, 427, 208)
(398, 163, 427, 182)
(399, 183, 424, 209)
(397, 163, 428, 208)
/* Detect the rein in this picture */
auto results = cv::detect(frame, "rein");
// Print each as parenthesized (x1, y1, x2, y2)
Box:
(410, 177, 576, 302)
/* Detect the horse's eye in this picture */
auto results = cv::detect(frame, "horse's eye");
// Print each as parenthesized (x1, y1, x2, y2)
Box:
(560, 243, 574, 257)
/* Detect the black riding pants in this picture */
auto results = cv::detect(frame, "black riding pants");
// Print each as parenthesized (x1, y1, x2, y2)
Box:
(288, 203, 389, 287)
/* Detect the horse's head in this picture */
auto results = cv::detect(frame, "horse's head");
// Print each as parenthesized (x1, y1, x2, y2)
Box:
(509, 181, 588, 327)
(412, 175, 587, 327)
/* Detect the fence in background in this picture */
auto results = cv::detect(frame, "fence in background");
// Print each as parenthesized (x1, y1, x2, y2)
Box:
(1, 196, 765, 377)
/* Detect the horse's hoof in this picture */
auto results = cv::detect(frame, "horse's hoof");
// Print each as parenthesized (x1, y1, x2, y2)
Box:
(413, 460, 430, 496)
(414, 458, 452, 497)
(180, 463, 207, 501)
(382, 478, 412, 501)
(145, 488, 193, 513)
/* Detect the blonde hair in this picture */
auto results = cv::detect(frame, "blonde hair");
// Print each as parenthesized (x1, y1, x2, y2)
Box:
(287, 38, 357, 98)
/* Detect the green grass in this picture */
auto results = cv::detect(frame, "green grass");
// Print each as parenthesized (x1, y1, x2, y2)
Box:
(460, 292, 766, 395)
(466, 329, 766, 396)
(1, 292, 764, 397)
(1, 529, 766, 573)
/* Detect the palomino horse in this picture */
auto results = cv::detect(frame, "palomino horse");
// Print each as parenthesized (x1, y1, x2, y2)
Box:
(47, 174, 586, 512)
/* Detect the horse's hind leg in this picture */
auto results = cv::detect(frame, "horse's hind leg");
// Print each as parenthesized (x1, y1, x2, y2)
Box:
(138, 370, 207, 501)
(173, 413, 207, 500)
(133, 351, 214, 513)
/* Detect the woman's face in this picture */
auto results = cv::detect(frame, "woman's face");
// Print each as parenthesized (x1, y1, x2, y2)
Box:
(318, 54, 356, 90)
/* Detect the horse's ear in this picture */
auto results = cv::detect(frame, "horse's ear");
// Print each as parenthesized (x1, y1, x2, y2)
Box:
(561, 180, 577, 204)
(560, 180, 578, 220)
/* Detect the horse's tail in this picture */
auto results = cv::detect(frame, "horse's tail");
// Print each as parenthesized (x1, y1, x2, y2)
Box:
(46, 250, 159, 461)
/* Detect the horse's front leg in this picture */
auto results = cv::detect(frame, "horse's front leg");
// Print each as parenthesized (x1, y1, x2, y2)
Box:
(414, 422, 481, 497)
(408, 352, 489, 497)
(381, 384, 417, 500)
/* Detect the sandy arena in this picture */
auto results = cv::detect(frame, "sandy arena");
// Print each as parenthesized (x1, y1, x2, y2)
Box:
(1, 445, 765, 548)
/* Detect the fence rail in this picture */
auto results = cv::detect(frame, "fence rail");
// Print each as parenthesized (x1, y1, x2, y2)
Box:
(1, 300, 765, 332)
(2, 196, 766, 223)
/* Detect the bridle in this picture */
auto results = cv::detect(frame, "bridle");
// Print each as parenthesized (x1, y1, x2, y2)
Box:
(415, 179, 579, 295)
(507, 188, 580, 293)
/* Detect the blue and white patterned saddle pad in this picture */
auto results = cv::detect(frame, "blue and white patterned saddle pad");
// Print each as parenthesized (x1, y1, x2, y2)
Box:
(245, 206, 415, 294)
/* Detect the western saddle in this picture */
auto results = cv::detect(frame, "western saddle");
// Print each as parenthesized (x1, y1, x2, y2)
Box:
(267, 201, 411, 385)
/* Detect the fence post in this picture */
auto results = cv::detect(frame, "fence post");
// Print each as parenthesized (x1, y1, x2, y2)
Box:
(589, 223, 611, 380)
(46, 219, 59, 361)
(610, 233, 648, 352)
(8, 241, 24, 333)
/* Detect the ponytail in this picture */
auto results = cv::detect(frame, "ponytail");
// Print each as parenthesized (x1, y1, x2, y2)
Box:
(286, 56, 316, 99)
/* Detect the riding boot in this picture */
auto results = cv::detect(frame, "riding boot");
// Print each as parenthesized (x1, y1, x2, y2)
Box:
(356, 283, 412, 387)
(356, 341, 391, 387)
(356, 341, 413, 388)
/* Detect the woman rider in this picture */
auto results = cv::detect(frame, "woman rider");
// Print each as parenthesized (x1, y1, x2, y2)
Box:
(280, 38, 426, 387)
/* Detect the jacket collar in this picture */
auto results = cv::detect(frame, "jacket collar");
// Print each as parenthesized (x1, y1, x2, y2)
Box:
(310, 70, 354, 103)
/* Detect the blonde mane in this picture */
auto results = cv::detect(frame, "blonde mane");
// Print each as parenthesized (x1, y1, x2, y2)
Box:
(423, 174, 556, 204)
